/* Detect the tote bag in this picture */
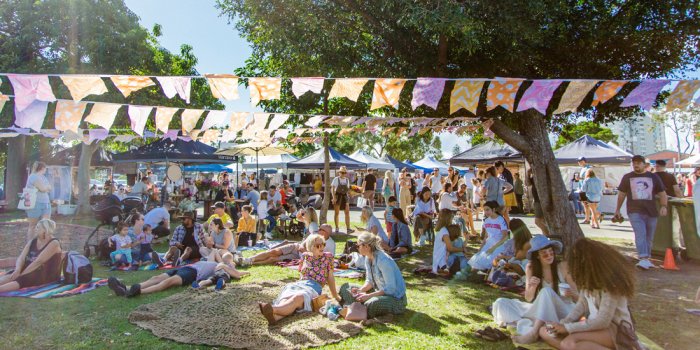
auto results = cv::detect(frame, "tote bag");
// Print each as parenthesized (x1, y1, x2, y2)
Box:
(18, 187, 38, 210)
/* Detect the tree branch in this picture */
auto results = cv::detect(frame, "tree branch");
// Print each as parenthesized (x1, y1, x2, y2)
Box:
(489, 118, 531, 153)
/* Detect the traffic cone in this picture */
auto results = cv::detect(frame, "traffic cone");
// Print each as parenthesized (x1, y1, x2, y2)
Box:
(661, 248, 680, 270)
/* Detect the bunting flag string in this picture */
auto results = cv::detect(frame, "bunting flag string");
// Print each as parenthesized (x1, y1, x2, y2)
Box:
(450, 80, 484, 115)
(54, 101, 88, 133)
(84, 103, 120, 130)
(155, 107, 178, 134)
(516, 80, 562, 114)
(128, 105, 152, 136)
(110, 75, 155, 97)
(157, 76, 191, 103)
(591, 81, 627, 106)
(328, 78, 368, 102)
(412, 78, 446, 110)
(486, 78, 524, 112)
(205, 74, 240, 100)
(248, 77, 281, 106)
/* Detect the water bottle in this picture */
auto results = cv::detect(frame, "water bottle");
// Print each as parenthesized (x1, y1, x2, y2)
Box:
(327, 305, 340, 321)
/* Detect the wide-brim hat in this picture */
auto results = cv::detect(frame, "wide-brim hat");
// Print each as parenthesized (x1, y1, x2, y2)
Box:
(338, 166, 348, 173)
(178, 212, 196, 221)
(526, 235, 563, 260)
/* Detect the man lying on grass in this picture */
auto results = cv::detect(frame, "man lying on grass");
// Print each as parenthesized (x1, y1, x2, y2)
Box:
(107, 249, 247, 297)
(238, 224, 335, 266)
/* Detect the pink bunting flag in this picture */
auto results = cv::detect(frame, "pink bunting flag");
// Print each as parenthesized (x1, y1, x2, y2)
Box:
(411, 78, 446, 110)
(163, 130, 179, 141)
(7, 74, 56, 112)
(516, 80, 563, 115)
(291, 78, 325, 98)
(14, 100, 49, 132)
(157, 77, 191, 103)
(128, 105, 152, 136)
(88, 129, 109, 143)
(619, 80, 669, 110)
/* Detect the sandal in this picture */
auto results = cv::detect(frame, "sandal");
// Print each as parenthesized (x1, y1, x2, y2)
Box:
(258, 302, 276, 325)
(476, 329, 498, 342)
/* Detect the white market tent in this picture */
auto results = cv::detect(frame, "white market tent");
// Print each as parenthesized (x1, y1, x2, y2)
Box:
(413, 156, 450, 174)
(232, 154, 299, 170)
(677, 154, 700, 167)
(349, 150, 395, 170)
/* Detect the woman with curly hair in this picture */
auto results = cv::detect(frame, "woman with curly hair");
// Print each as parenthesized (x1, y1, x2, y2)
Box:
(539, 238, 639, 350)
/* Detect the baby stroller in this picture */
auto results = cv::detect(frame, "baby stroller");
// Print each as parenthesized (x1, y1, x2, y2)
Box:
(285, 194, 323, 238)
(83, 195, 143, 258)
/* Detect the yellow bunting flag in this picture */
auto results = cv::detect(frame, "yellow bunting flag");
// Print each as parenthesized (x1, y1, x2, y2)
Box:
(248, 78, 281, 106)
(0, 95, 8, 113)
(486, 78, 524, 112)
(60, 76, 108, 100)
(205, 74, 240, 100)
(553, 81, 598, 114)
(84, 103, 121, 130)
(370, 79, 407, 110)
(666, 80, 700, 111)
(450, 80, 484, 114)
(54, 101, 88, 133)
(155, 107, 178, 133)
(591, 81, 627, 106)
(110, 76, 155, 97)
(181, 109, 204, 133)
(328, 79, 369, 102)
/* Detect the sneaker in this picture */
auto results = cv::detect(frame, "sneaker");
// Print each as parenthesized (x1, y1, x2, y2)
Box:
(175, 259, 183, 267)
(107, 277, 127, 297)
(636, 259, 654, 270)
(126, 284, 141, 298)
(152, 252, 164, 267)
(418, 234, 427, 247)
(191, 281, 200, 289)
(643, 259, 658, 269)
(264, 232, 274, 240)
(215, 278, 225, 291)
(171, 250, 181, 265)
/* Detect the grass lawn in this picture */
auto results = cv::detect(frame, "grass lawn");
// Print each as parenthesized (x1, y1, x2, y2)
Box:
(0, 219, 697, 349)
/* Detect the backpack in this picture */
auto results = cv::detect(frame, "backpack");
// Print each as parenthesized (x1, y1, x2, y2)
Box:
(62, 251, 93, 284)
(98, 237, 116, 260)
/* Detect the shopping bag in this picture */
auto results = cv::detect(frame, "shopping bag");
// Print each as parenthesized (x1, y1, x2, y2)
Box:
(357, 196, 368, 208)
(18, 187, 38, 210)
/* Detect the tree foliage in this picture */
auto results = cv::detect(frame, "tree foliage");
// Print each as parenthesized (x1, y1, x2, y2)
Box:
(555, 121, 618, 149)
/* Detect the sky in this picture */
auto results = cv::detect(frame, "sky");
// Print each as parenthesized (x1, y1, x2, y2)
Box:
(124, 0, 697, 159)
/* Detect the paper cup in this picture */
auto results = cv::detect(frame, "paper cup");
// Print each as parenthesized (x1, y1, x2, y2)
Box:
(247, 239, 253, 247)
(558, 283, 570, 297)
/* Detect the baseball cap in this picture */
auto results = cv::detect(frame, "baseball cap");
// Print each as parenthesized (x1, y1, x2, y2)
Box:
(577, 157, 586, 162)
(213, 201, 226, 209)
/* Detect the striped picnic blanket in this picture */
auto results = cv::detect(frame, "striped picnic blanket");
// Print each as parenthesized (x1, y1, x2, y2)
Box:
(0, 278, 107, 299)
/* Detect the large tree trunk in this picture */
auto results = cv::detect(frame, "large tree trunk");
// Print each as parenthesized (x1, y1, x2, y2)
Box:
(320, 134, 331, 224)
(76, 143, 98, 215)
(490, 110, 584, 249)
(5, 136, 28, 208)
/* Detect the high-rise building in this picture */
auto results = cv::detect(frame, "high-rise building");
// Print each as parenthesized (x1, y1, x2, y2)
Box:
(606, 114, 666, 155)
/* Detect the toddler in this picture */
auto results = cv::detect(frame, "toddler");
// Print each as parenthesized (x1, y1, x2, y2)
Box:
(136, 224, 155, 265)
(110, 222, 134, 266)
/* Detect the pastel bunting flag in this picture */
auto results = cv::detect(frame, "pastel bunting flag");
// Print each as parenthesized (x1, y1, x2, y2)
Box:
(620, 80, 669, 110)
(62, 130, 85, 143)
(201, 110, 229, 131)
(40, 129, 61, 139)
(88, 129, 109, 143)
(110, 76, 155, 97)
(181, 109, 204, 133)
(291, 77, 325, 98)
(450, 80, 484, 114)
(157, 77, 191, 103)
(128, 105, 152, 136)
(229, 112, 249, 132)
(54, 101, 88, 133)
(305, 115, 328, 128)
(553, 80, 598, 114)
(162, 130, 179, 141)
(199, 129, 220, 144)
(155, 107, 178, 133)
(205, 74, 240, 100)
(60, 76, 108, 100)
(516, 80, 563, 114)
(666, 80, 700, 111)
(114, 135, 137, 143)
(486, 78, 524, 112)
(324, 116, 356, 127)
(591, 81, 627, 106)
(328, 79, 369, 101)
(14, 100, 49, 132)
(267, 114, 289, 131)
(8, 74, 56, 112)
(0, 95, 8, 113)
(84, 103, 121, 130)
(411, 78, 446, 110)
(370, 79, 407, 110)
(248, 78, 281, 106)
(274, 129, 290, 139)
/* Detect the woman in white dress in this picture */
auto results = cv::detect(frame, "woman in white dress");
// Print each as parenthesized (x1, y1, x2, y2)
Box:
(468, 201, 509, 270)
(491, 235, 579, 344)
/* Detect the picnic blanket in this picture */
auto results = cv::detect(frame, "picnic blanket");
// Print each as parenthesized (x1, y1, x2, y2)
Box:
(0, 278, 107, 299)
(237, 240, 283, 252)
(278, 259, 365, 279)
(110, 260, 196, 271)
(129, 280, 363, 349)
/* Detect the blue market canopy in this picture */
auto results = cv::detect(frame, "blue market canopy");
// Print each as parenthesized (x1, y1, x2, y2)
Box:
(113, 138, 237, 164)
(554, 135, 632, 165)
(287, 147, 367, 170)
(183, 164, 233, 173)
(349, 150, 394, 170)
(450, 141, 522, 165)
(46, 145, 114, 167)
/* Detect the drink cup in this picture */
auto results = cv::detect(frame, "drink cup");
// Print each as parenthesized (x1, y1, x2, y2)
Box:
(559, 283, 571, 297)
(248, 239, 253, 247)
(264, 238, 269, 246)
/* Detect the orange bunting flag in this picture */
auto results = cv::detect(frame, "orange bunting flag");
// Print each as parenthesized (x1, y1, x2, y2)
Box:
(54, 101, 88, 133)
(229, 112, 250, 132)
(60, 76, 108, 100)
(328, 79, 369, 102)
(181, 109, 204, 133)
(205, 74, 240, 100)
(248, 78, 281, 106)
(155, 107, 178, 133)
(666, 80, 700, 111)
(0, 95, 8, 113)
(450, 80, 484, 114)
(370, 79, 407, 110)
(486, 78, 524, 112)
(591, 81, 627, 106)
(110, 76, 155, 97)
(84, 103, 121, 130)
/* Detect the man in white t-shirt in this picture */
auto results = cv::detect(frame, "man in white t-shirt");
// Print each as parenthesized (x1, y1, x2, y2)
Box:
(428, 168, 443, 200)
(144, 203, 171, 238)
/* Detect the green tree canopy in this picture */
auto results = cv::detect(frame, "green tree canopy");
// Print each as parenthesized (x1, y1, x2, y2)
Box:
(555, 121, 618, 149)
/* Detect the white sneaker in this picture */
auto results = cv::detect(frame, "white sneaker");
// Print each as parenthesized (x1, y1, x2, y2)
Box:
(636, 259, 653, 270)
(644, 259, 658, 268)
(264, 232, 274, 240)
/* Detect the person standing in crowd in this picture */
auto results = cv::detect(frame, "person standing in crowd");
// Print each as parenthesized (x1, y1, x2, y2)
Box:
(676, 173, 686, 196)
(482, 166, 513, 220)
(654, 160, 682, 198)
(495, 161, 515, 224)
(129, 176, 151, 200)
(527, 169, 550, 236)
(513, 173, 525, 214)
(414, 171, 425, 195)
(685, 167, 700, 197)
(570, 173, 584, 216)
(472, 178, 483, 221)
(463, 167, 476, 204)
(582, 170, 603, 229)
(24, 162, 52, 240)
(577, 157, 592, 222)
(398, 168, 412, 213)
(313, 174, 323, 193)
(446, 166, 461, 192)
(382, 170, 395, 206)
(331, 166, 353, 234)
(428, 168, 443, 202)
(615, 155, 668, 270)
(363, 168, 377, 210)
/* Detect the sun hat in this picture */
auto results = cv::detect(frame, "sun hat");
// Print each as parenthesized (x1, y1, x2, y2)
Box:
(577, 156, 586, 162)
(526, 235, 563, 260)
(338, 166, 348, 173)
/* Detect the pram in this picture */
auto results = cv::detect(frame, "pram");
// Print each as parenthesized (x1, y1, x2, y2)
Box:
(285, 194, 324, 238)
(83, 195, 143, 258)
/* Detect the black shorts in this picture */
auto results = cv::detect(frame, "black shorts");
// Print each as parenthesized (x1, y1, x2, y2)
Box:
(208, 269, 231, 284)
(166, 266, 197, 286)
(334, 194, 348, 208)
(579, 192, 588, 202)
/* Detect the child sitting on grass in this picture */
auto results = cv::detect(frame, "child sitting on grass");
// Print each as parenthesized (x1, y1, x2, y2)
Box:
(192, 251, 249, 290)
(109, 222, 134, 267)
(447, 224, 468, 275)
(135, 224, 154, 266)
(384, 195, 397, 236)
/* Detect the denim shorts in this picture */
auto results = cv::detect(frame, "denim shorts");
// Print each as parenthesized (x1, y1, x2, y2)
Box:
(26, 202, 51, 219)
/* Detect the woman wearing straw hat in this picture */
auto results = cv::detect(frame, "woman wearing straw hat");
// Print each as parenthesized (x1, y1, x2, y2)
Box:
(331, 166, 353, 234)
(491, 235, 578, 344)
